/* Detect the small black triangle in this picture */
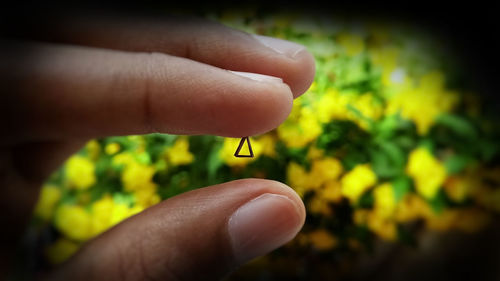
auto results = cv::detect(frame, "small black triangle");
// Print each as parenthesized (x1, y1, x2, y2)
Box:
(234, 137, 254, 158)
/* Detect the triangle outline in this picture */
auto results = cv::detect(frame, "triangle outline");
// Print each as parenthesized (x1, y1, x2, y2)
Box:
(234, 137, 254, 158)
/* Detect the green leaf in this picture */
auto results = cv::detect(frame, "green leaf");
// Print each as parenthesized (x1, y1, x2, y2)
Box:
(346, 104, 374, 129)
(343, 150, 369, 171)
(427, 190, 447, 214)
(380, 142, 406, 168)
(435, 113, 478, 140)
(418, 138, 435, 152)
(135, 152, 151, 165)
(94, 157, 111, 176)
(113, 192, 134, 207)
(370, 142, 405, 178)
(444, 154, 470, 174)
(392, 175, 412, 202)
(207, 141, 223, 182)
(375, 115, 399, 138)
(358, 190, 374, 208)
(155, 159, 167, 172)
(370, 149, 393, 178)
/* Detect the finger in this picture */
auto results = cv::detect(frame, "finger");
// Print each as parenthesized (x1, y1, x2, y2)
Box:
(47, 179, 305, 281)
(1, 41, 293, 143)
(16, 13, 316, 97)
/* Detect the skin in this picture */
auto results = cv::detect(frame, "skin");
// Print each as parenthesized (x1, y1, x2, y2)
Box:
(0, 11, 315, 281)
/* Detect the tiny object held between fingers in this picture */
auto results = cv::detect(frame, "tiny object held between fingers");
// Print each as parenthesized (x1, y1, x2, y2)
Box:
(234, 137, 254, 158)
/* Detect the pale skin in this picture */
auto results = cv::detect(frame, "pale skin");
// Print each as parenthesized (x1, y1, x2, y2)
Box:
(0, 12, 315, 280)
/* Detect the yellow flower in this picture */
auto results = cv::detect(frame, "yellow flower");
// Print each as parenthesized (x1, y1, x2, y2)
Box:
(315, 89, 381, 130)
(54, 204, 92, 241)
(395, 194, 432, 223)
(110, 203, 134, 225)
(337, 32, 365, 56)
(316, 90, 338, 123)
(307, 146, 324, 161)
(112, 152, 135, 167)
(386, 71, 459, 135)
(341, 164, 377, 203)
(288, 97, 304, 120)
(65, 155, 96, 190)
(350, 93, 383, 129)
(91, 195, 147, 237)
(308, 229, 338, 251)
(424, 210, 458, 231)
(286, 162, 310, 197)
(165, 137, 194, 166)
(373, 183, 396, 218)
(309, 157, 344, 189)
(298, 107, 322, 138)
(128, 204, 145, 216)
(90, 195, 115, 236)
(118, 159, 161, 208)
(34, 184, 61, 221)
(133, 182, 161, 208)
(315, 88, 351, 123)
(219, 137, 263, 167)
(322, 180, 343, 203)
(121, 162, 156, 192)
(105, 142, 121, 155)
(286, 156, 342, 194)
(256, 134, 277, 158)
(277, 106, 322, 148)
(406, 147, 447, 199)
(354, 209, 397, 241)
(443, 176, 472, 202)
(45, 238, 80, 265)
(85, 139, 101, 161)
(308, 195, 331, 215)
(367, 211, 397, 241)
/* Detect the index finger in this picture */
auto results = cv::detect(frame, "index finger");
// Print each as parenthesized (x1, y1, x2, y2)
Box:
(12, 13, 316, 98)
(0, 42, 294, 143)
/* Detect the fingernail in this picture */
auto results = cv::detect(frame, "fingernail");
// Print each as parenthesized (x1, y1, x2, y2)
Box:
(228, 193, 303, 263)
(252, 34, 306, 59)
(228, 70, 283, 84)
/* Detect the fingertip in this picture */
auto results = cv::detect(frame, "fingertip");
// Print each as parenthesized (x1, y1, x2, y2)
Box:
(237, 81, 294, 136)
(258, 179, 306, 222)
(227, 179, 306, 263)
(249, 34, 316, 98)
(288, 48, 316, 98)
(201, 72, 294, 137)
(231, 179, 306, 229)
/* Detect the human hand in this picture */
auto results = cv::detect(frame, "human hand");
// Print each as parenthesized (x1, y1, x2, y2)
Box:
(0, 11, 315, 280)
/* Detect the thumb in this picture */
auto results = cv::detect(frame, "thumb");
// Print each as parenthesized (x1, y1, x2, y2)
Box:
(47, 179, 305, 281)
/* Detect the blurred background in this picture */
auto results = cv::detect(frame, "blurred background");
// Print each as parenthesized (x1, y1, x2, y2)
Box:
(5, 2, 500, 281)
